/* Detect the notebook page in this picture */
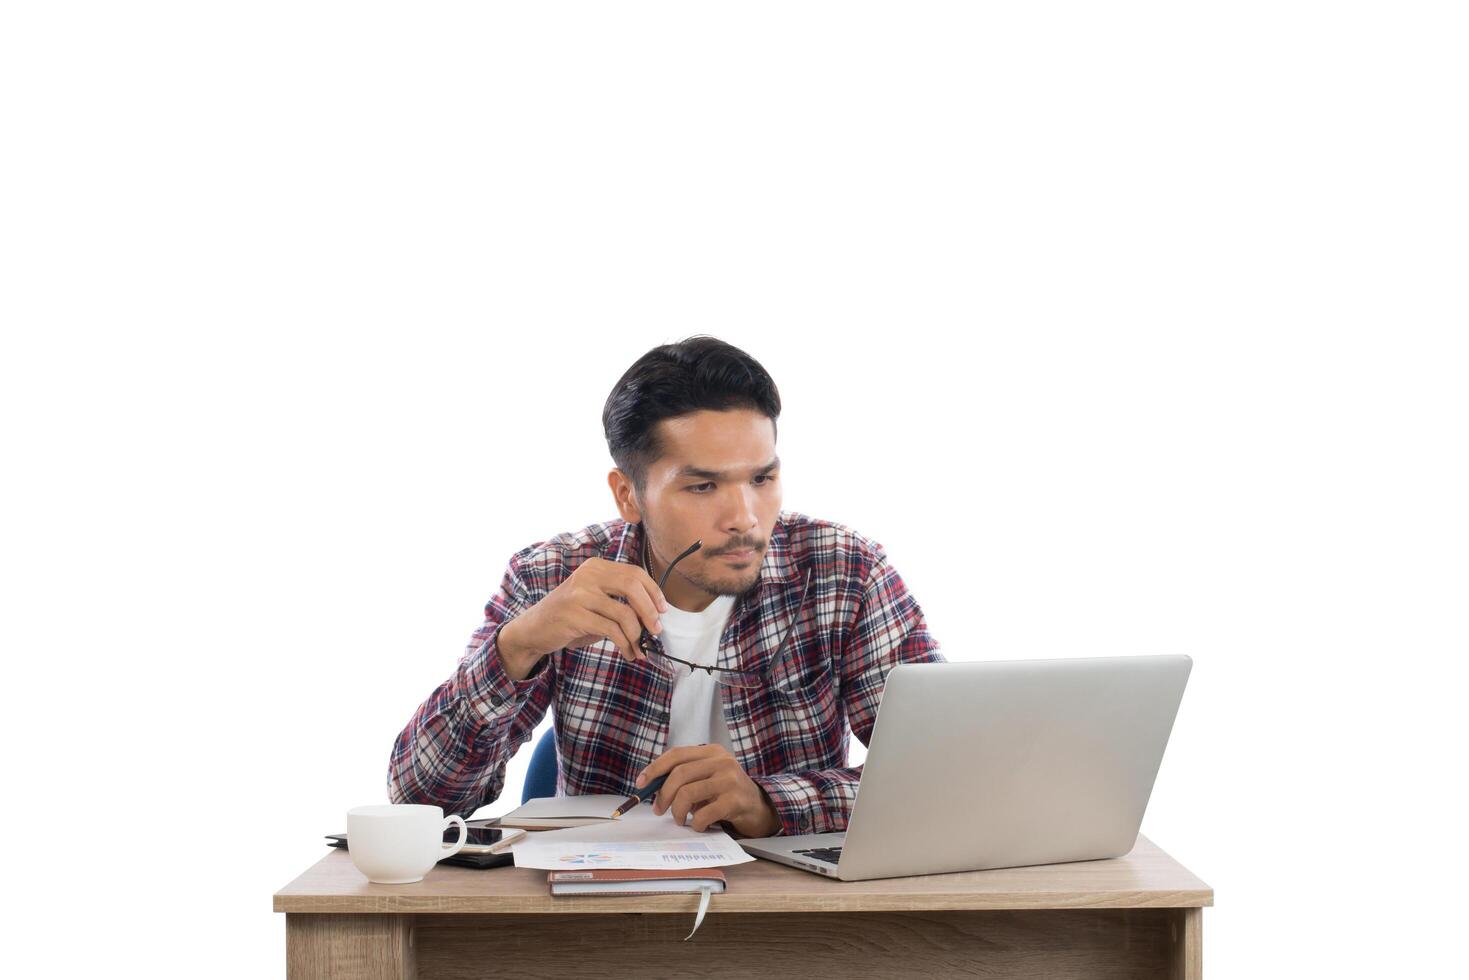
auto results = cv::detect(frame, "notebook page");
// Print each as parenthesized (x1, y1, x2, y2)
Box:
(501, 794, 630, 821)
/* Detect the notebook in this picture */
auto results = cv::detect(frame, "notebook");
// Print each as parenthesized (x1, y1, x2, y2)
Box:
(487, 794, 640, 830)
(548, 867, 727, 940)
(547, 867, 727, 896)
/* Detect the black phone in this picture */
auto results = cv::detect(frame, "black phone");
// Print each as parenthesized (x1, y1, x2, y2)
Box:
(447, 822, 518, 848)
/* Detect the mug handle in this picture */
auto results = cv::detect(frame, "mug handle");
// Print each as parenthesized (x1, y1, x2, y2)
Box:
(440, 814, 468, 860)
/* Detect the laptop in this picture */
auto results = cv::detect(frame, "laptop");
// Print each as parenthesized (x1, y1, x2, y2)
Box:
(739, 654, 1192, 881)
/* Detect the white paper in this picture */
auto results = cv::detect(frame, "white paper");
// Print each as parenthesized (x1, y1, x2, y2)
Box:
(511, 806, 757, 870)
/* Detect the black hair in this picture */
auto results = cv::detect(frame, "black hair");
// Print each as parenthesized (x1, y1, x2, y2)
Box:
(602, 336, 782, 498)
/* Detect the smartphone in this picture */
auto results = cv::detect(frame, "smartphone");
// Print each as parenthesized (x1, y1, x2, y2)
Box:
(451, 822, 521, 853)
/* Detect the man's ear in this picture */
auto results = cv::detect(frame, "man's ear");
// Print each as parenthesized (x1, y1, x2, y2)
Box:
(608, 469, 642, 524)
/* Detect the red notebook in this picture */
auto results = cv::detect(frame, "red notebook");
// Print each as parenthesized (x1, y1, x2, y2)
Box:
(547, 867, 728, 896)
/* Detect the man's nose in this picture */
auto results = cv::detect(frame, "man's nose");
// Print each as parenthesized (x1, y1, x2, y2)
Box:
(723, 485, 759, 536)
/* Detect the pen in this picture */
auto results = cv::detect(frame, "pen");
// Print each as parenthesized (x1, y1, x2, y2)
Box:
(609, 773, 669, 818)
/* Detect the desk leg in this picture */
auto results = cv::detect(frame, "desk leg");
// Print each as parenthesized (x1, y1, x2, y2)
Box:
(285, 913, 415, 980)
(1171, 906, 1203, 980)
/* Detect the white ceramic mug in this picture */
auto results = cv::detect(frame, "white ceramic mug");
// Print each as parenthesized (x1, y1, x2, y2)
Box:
(346, 804, 468, 884)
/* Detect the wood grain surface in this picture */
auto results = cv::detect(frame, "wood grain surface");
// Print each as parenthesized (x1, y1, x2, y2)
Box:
(409, 908, 1194, 979)
(286, 913, 413, 980)
(274, 834, 1212, 915)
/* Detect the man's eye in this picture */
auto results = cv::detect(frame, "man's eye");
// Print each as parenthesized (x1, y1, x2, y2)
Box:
(687, 475, 775, 493)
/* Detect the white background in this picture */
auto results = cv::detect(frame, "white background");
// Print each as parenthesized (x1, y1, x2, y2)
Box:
(3, 3, 1465, 976)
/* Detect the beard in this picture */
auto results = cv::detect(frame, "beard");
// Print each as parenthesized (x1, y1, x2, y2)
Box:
(680, 558, 762, 597)
(642, 519, 763, 598)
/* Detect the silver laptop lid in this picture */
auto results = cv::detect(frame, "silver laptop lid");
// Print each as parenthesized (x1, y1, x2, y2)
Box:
(837, 655, 1191, 881)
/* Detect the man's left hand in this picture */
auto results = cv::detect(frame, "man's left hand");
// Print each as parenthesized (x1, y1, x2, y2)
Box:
(636, 744, 781, 837)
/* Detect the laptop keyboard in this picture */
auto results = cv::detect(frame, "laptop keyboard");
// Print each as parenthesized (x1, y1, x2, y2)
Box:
(792, 846, 843, 865)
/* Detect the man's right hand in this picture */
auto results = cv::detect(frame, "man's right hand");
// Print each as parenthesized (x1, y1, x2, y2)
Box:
(497, 558, 671, 680)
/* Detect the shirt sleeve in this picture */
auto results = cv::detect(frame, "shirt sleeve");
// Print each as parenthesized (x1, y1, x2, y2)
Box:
(751, 547, 945, 836)
(386, 552, 556, 818)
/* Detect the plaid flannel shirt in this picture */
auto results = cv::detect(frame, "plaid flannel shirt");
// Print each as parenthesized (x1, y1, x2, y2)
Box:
(387, 509, 944, 836)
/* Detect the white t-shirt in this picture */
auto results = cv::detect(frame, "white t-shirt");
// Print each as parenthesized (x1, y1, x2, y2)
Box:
(660, 593, 738, 754)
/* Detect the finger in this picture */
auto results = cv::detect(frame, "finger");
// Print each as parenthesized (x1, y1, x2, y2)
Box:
(653, 758, 727, 814)
(637, 744, 723, 787)
(675, 775, 740, 828)
(585, 595, 647, 662)
(655, 759, 727, 815)
(665, 774, 724, 827)
(604, 567, 666, 636)
(653, 758, 715, 814)
(574, 606, 640, 663)
(633, 565, 671, 614)
(641, 746, 716, 787)
(690, 796, 739, 833)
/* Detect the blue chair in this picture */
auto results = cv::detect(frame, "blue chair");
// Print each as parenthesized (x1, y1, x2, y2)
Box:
(521, 727, 559, 803)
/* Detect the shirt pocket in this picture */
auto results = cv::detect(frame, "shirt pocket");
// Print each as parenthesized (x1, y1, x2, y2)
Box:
(766, 656, 843, 770)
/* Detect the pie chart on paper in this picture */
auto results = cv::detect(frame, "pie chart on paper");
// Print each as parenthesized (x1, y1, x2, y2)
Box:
(560, 853, 613, 865)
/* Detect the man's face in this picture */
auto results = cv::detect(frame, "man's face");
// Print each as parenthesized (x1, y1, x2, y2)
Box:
(615, 408, 782, 601)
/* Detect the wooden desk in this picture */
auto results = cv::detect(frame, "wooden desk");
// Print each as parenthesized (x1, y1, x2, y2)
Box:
(274, 834, 1212, 979)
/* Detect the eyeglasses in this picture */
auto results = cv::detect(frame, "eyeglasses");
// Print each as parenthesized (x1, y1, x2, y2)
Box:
(637, 536, 813, 690)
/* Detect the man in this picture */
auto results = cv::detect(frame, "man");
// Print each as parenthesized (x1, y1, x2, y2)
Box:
(388, 336, 944, 837)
